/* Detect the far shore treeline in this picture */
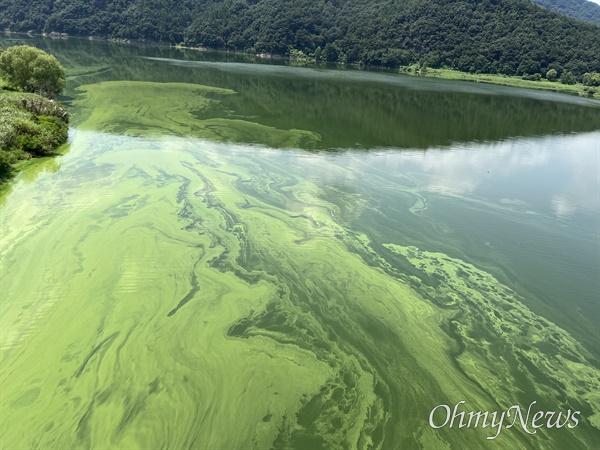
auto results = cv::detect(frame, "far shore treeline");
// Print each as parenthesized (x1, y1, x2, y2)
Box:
(0, 0, 599, 78)
(0, 45, 69, 183)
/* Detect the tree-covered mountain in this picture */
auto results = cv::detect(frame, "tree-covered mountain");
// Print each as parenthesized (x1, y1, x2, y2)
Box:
(1, 0, 599, 77)
(529, 0, 600, 26)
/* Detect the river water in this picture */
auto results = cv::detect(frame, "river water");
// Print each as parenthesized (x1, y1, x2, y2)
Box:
(1, 37, 599, 449)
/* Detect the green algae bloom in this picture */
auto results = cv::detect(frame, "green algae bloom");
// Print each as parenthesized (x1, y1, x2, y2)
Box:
(0, 77, 598, 450)
(74, 81, 321, 148)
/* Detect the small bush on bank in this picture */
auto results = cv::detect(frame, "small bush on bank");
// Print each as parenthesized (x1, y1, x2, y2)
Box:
(0, 91, 69, 165)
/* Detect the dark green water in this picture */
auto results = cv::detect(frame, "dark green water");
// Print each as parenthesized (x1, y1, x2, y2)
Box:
(0, 36, 599, 449)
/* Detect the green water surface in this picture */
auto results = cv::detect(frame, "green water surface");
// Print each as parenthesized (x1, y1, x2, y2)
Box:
(1, 37, 599, 450)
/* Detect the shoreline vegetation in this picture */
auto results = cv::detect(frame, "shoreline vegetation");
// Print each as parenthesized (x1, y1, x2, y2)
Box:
(279, 48, 600, 100)
(5, 27, 600, 100)
(150, 40, 600, 100)
(400, 66, 600, 100)
(245, 49, 600, 100)
(0, 45, 69, 185)
(0, 89, 70, 186)
(7, 30, 600, 101)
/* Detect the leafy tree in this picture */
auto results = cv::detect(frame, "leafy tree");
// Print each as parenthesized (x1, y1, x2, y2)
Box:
(560, 71, 577, 85)
(322, 42, 340, 62)
(522, 73, 542, 81)
(546, 68, 558, 81)
(314, 46, 322, 61)
(0, 46, 66, 98)
(582, 71, 600, 86)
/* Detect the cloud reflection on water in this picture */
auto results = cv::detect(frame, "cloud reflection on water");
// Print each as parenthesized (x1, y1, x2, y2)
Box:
(329, 132, 600, 220)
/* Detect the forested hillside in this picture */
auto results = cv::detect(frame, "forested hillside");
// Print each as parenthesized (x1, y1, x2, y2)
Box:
(529, 0, 600, 25)
(1, 0, 599, 76)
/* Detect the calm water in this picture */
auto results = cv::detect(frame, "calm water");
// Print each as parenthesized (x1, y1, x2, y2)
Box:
(1, 36, 599, 449)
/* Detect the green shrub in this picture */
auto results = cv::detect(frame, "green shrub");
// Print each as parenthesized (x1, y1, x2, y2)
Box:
(582, 72, 600, 87)
(522, 73, 542, 81)
(546, 68, 558, 81)
(38, 115, 68, 150)
(0, 151, 12, 181)
(560, 71, 577, 85)
(582, 86, 598, 98)
(0, 92, 69, 163)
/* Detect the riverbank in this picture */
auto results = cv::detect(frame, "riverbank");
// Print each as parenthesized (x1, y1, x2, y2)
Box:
(401, 66, 600, 100)
(5, 31, 599, 101)
(167, 45, 600, 101)
(0, 86, 69, 185)
(199, 45, 600, 99)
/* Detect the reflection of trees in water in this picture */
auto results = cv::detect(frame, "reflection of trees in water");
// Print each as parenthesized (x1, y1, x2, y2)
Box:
(5, 36, 600, 150)
(215, 79, 600, 149)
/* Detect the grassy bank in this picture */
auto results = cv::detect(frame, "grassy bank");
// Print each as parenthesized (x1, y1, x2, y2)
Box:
(401, 66, 600, 100)
(0, 85, 69, 184)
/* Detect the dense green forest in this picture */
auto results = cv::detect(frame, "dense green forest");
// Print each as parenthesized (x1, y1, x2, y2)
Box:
(530, 0, 600, 26)
(1, 0, 599, 76)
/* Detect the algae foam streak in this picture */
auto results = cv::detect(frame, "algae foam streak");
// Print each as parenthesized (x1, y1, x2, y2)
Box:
(1, 75, 599, 450)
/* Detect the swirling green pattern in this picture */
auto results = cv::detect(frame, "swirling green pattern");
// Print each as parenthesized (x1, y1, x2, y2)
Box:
(1, 81, 598, 449)
(74, 81, 320, 148)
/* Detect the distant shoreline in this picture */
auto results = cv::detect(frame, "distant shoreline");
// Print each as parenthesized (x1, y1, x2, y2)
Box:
(3, 31, 599, 102)
(404, 67, 600, 100)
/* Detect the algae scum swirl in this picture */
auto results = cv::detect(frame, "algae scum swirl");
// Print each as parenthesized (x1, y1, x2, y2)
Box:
(1, 72, 599, 450)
